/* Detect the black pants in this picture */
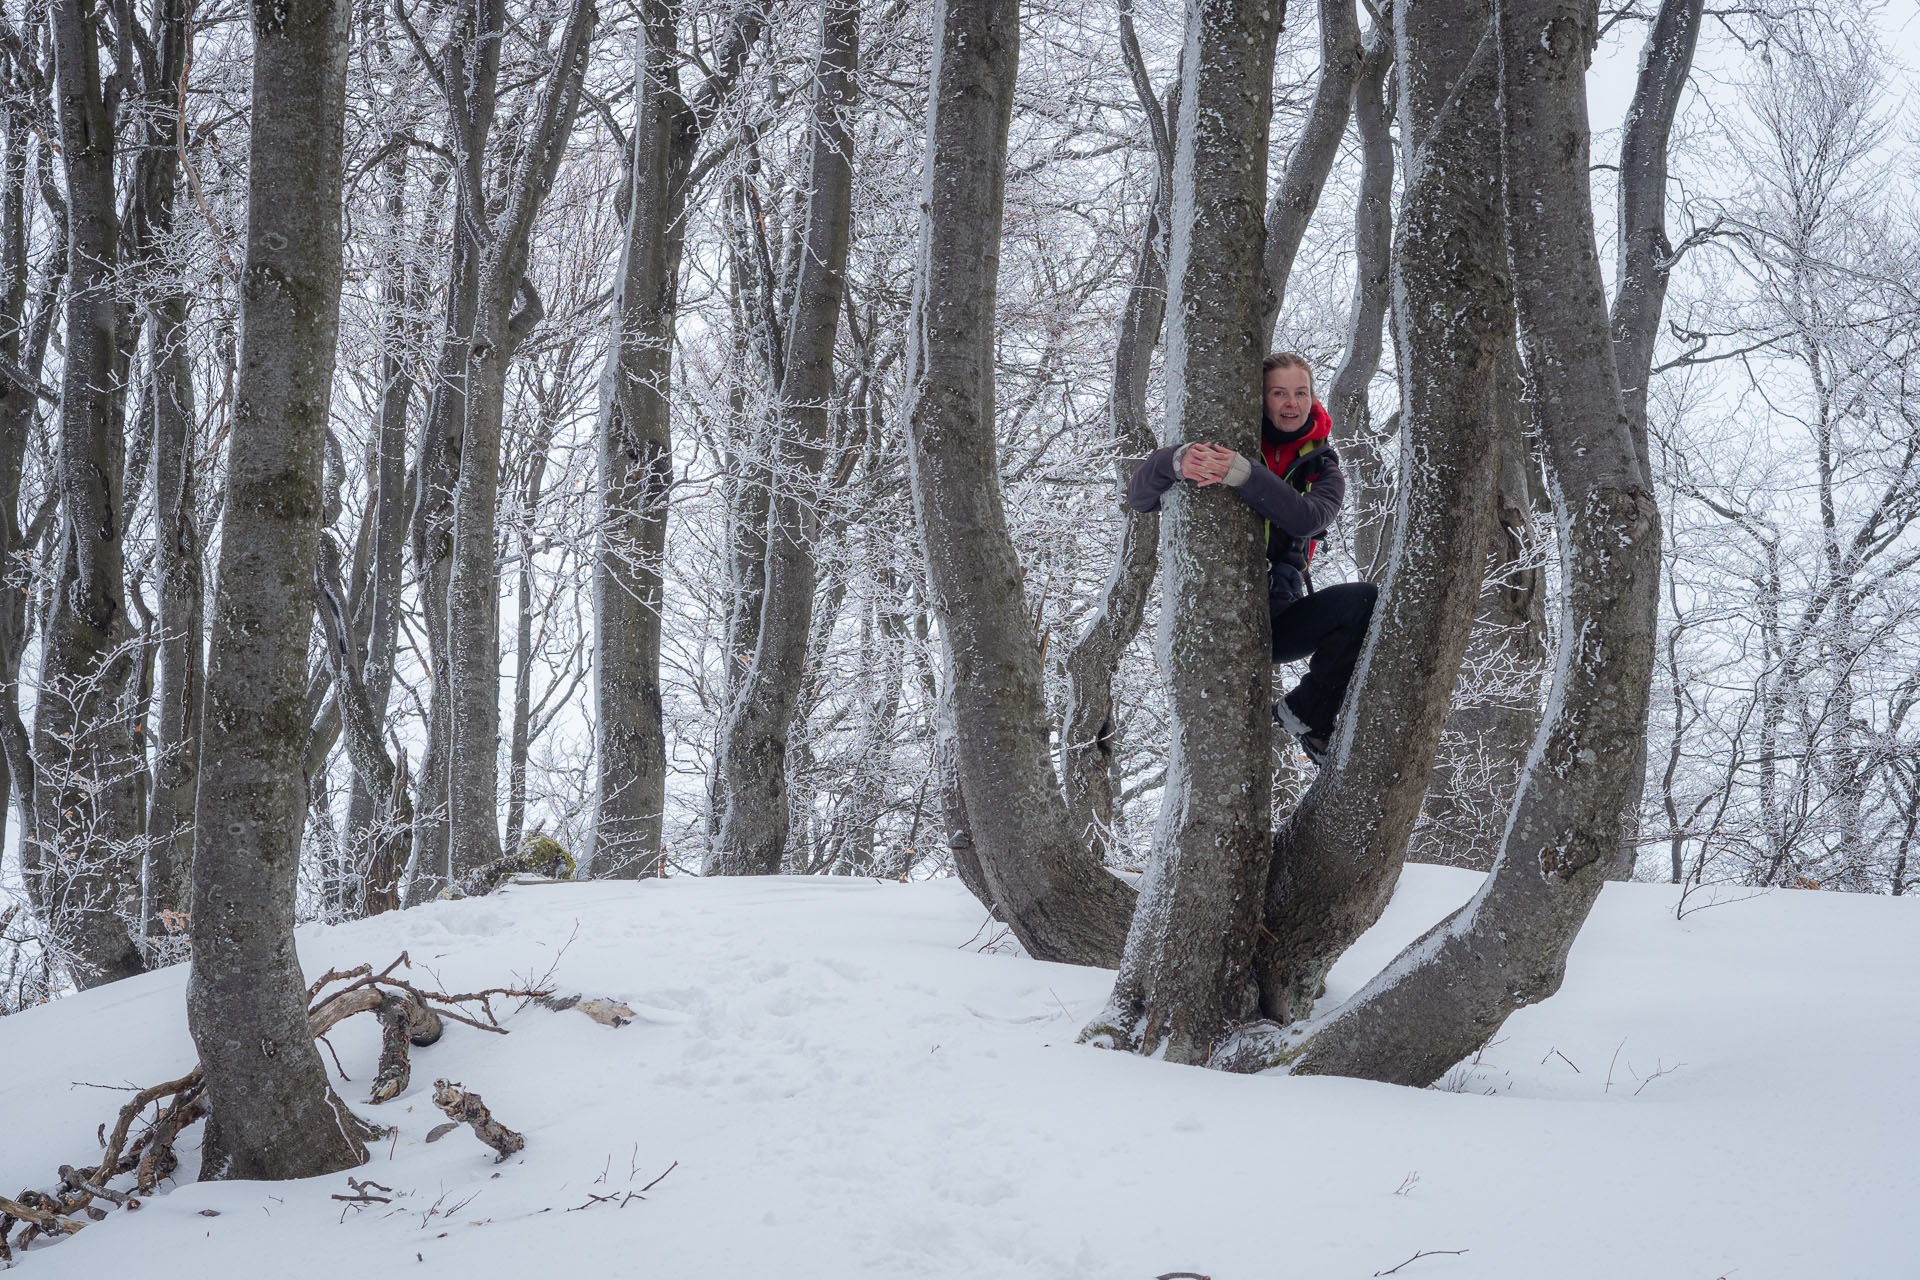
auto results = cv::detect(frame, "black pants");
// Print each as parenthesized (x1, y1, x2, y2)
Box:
(1273, 581, 1378, 736)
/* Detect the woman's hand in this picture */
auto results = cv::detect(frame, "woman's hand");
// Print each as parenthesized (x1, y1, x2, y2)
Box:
(1180, 442, 1238, 487)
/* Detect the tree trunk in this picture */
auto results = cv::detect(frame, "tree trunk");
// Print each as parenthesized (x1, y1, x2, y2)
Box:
(347, 42, 425, 897)
(711, 0, 858, 877)
(1608, 0, 1703, 878)
(902, 0, 1134, 967)
(1259, 0, 1363, 343)
(143, 295, 203, 948)
(186, 0, 369, 1178)
(592, 2, 764, 878)
(446, 0, 596, 884)
(33, 0, 146, 988)
(1323, 23, 1395, 581)
(1079, 0, 1281, 1063)
(1249, 0, 1509, 1028)
(1284, 0, 1662, 1086)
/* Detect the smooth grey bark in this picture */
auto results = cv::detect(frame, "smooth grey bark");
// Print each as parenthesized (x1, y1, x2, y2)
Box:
(503, 379, 563, 861)
(710, 0, 859, 877)
(1082, 0, 1282, 1064)
(405, 0, 503, 905)
(1323, 21, 1395, 580)
(1248, 0, 1509, 1028)
(1611, 0, 1701, 473)
(902, 0, 1134, 967)
(1259, 0, 1364, 342)
(140, 0, 199, 949)
(592, 1, 763, 879)
(31, 0, 148, 987)
(1283, 0, 1662, 1085)
(185, 0, 368, 1179)
(1608, 0, 1703, 877)
(143, 297, 202, 944)
(445, 0, 597, 882)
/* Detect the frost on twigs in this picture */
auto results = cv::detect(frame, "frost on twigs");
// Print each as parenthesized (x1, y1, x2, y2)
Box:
(432, 1080, 527, 1163)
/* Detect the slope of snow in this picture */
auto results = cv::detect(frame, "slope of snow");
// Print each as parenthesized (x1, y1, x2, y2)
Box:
(2, 866, 1914, 1278)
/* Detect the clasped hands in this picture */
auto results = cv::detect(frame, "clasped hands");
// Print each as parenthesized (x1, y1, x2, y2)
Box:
(1178, 442, 1248, 488)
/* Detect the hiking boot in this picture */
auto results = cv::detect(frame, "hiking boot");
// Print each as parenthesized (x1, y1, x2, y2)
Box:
(1297, 732, 1330, 767)
(1273, 698, 1314, 737)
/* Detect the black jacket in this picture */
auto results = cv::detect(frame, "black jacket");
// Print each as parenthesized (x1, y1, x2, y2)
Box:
(1125, 426, 1347, 611)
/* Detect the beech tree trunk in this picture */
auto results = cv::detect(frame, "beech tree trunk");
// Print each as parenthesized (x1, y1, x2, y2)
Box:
(592, 2, 763, 878)
(1285, 0, 1662, 1086)
(710, 0, 859, 876)
(33, 0, 147, 987)
(1609, 0, 1703, 876)
(186, 0, 369, 1178)
(1249, 0, 1509, 1028)
(140, 0, 199, 949)
(347, 33, 426, 902)
(1080, 0, 1281, 1064)
(902, 0, 1133, 967)
(1259, 0, 1363, 342)
(445, 0, 597, 881)
(1324, 23, 1395, 580)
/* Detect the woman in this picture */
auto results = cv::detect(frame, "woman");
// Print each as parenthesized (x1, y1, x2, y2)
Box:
(1125, 351, 1377, 764)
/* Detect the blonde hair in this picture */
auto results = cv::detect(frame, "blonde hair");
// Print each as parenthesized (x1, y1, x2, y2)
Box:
(1262, 351, 1314, 396)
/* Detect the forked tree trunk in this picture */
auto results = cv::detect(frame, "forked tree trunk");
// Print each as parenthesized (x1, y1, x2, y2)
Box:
(1284, 0, 1661, 1086)
(902, 0, 1133, 967)
(186, 0, 368, 1178)
(710, 0, 859, 876)
(1248, 0, 1509, 1029)
(1080, 0, 1281, 1064)
(445, 0, 596, 882)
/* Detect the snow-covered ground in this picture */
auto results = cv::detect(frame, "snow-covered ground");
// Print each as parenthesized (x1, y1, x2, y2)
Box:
(3, 866, 1915, 1278)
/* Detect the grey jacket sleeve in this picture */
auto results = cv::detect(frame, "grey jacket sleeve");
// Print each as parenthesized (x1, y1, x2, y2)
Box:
(1125, 445, 1183, 512)
(1231, 448, 1346, 537)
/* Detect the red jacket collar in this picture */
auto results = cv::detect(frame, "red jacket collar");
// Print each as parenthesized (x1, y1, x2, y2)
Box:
(1262, 401, 1331, 475)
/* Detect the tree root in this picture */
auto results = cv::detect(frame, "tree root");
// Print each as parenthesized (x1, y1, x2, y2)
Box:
(1, 955, 548, 1260)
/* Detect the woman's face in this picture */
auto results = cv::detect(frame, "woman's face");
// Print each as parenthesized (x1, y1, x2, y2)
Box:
(1264, 365, 1313, 431)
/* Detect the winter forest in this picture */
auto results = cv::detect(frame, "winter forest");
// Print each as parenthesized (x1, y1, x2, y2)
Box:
(1, 0, 1918, 1266)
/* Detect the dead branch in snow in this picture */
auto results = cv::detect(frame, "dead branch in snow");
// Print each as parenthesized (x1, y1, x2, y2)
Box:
(431, 1080, 526, 1162)
(3, 956, 546, 1259)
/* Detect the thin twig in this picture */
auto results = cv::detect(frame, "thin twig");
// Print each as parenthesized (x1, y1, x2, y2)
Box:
(1374, 1248, 1469, 1276)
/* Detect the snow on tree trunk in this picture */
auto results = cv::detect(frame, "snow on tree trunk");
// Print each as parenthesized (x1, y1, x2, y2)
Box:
(902, 0, 1134, 968)
(711, 0, 859, 877)
(1281, 0, 1662, 1087)
(1079, 0, 1281, 1064)
(1248, 0, 1510, 1027)
(186, 0, 369, 1178)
